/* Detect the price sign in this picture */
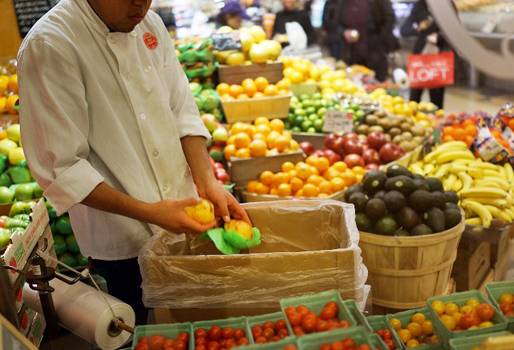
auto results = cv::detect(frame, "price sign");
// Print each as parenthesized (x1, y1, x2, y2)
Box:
(211, 32, 241, 51)
(322, 110, 354, 134)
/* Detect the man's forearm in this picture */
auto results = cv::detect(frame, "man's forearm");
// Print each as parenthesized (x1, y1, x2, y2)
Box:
(82, 182, 155, 223)
(181, 136, 215, 188)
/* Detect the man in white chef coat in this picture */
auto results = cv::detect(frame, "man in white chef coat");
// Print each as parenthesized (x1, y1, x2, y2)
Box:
(18, 0, 249, 324)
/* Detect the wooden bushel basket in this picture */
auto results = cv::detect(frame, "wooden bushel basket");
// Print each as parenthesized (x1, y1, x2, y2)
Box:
(359, 214, 465, 309)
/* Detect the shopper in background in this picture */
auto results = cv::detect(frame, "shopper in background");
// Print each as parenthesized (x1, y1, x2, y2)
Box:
(273, 0, 316, 45)
(18, 0, 249, 325)
(400, 0, 450, 108)
(322, 0, 397, 81)
(217, 1, 251, 29)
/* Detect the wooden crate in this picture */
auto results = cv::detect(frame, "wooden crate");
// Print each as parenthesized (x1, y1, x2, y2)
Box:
(228, 150, 305, 188)
(453, 235, 491, 291)
(222, 94, 292, 123)
(241, 189, 345, 202)
(292, 132, 326, 150)
(217, 62, 283, 85)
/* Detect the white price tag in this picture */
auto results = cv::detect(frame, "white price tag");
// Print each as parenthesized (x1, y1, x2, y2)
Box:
(322, 110, 354, 134)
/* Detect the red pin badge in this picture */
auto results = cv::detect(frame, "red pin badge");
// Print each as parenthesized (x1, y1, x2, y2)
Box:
(143, 32, 158, 49)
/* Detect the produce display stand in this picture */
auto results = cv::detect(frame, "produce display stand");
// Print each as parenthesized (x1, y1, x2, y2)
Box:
(291, 132, 326, 150)
(222, 94, 292, 123)
(217, 62, 283, 85)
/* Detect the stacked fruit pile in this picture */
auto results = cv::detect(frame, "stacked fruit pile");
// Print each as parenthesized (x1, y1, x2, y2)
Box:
(430, 298, 497, 331)
(190, 82, 223, 122)
(318, 338, 372, 350)
(177, 38, 216, 81)
(374, 328, 396, 350)
(217, 77, 289, 101)
(223, 118, 299, 160)
(135, 332, 190, 350)
(246, 156, 361, 198)
(389, 312, 438, 348)
(408, 141, 514, 227)
(0, 210, 32, 250)
(348, 165, 462, 236)
(286, 93, 341, 133)
(251, 319, 289, 344)
(0, 60, 18, 116)
(354, 110, 430, 153)
(284, 302, 351, 336)
(194, 325, 249, 350)
(441, 118, 478, 146)
(496, 292, 514, 317)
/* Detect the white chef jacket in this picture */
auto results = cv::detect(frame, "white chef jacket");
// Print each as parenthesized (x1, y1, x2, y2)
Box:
(18, 0, 210, 260)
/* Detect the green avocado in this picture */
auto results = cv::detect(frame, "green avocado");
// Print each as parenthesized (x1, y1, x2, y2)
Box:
(413, 178, 430, 191)
(355, 213, 373, 232)
(396, 206, 420, 230)
(445, 202, 459, 211)
(444, 191, 459, 204)
(425, 177, 444, 192)
(408, 190, 434, 213)
(348, 192, 368, 212)
(55, 216, 73, 235)
(385, 176, 415, 195)
(362, 170, 387, 194)
(365, 198, 387, 221)
(424, 207, 445, 233)
(344, 184, 364, 202)
(395, 228, 410, 236)
(411, 224, 433, 236)
(386, 164, 413, 178)
(383, 191, 406, 213)
(374, 190, 386, 200)
(375, 215, 398, 235)
(445, 208, 462, 229)
(431, 191, 447, 209)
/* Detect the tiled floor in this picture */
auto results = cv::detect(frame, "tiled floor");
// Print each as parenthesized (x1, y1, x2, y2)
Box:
(440, 86, 513, 114)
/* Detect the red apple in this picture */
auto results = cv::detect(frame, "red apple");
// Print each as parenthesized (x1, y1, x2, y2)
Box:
(365, 163, 380, 171)
(367, 132, 387, 151)
(343, 132, 359, 142)
(343, 139, 364, 155)
(216, 169, 230, 183)
(300, 141, 315, 156)
(312, 150, 325, 158)
(323, 149, 342, 165)
(362, 148, 381, 165)
(214, 162, 225, 170)
(379, 143, 404, 163)
(344, 154, 365, 168)
(324, 134, 338, 150)
(332, 138, 346, 157)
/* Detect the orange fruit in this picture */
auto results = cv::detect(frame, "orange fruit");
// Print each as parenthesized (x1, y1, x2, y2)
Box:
(295, 189, 304, 197)
(230, 122, 246, 134)
(315, 157, 330, 173)
(407, 322, 422, 337)
(269, 119, 285, 133)
(355, 174, 363, 183)
(309, 166, 319, 176)
(282, 130, 292, 142)
(281, 161, 295, 173)
(296, 163, 312, 180)
(398, 329, 411, 343)
(227, 135, 236, 145)
(216, 83, 230, 95)
(0, 130, 6, 140)
(246, 180, 259, 193)
(253, 133, 266, 141)
(318, 193, 329, 198)
(235, 148, 250, 158)
(431, 301, 445, 315)
(288, 169, 298, 178)
(254, 117, 270, 126)
(307, 175, 323, 186)
(8, 75, 17, 93)
(444, 303, 459, 316)
(255, 182, 270, 195)
(242, 78, 254, 88)
(275, 135, 290, 153)
(224, 144, 236, 160)
(290, 177, 304, 192)
(319, 180, 333, 194)
(243, 83, 257, 97)
(276, 79, 290, 90)
(352, 166, 365, 176)
(302, 184, 320, 197)
(254, 92, 265, 98)
(411, 313, 426, 325)
(277, 183, 292, 197)
(254, 77, 269, 92)
(238, 93, 249, 100)
(306, 155, 318, 166)
(243, 124, 256, 137)
(266, 131, 281, 149)
(323, 168, 341, 180)
(234, 133, 251, 149)
(255, 124, 271, 136)
(390, 318, 402, 331)
(422, 320, 433, 335)
(263, 84, 278, 96)
(440, 315, 456, 331)
(278, 89, 289, 95)
(260, 171, 275, 186)
(289, 139, 300, 151)
(229, 84, 244, 98)
(272, 172, 290, 187)
(341, 171, 357, 186)
(221, 93, 233, 101)
(249, 139, 267, 157)
(270, 188, 279, 196)
(330, 177, 346, 192)
(406, 339, 419, 348)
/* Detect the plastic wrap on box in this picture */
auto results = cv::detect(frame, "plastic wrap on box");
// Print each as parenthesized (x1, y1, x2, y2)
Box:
(139, 200, 367, 310)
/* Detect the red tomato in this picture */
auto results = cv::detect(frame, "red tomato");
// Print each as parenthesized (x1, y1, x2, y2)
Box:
(384, 339, 395, 350)
(148, 335, 166, 350)
(164, 346, 174, 350)
(327, 320, 339, 330)
(221, 327, 233, 339)
(301, 313, 317, 333)
(285, 306, 296, 316)
(263, 328, 275, 339)
(207, 341, 220, 350)
(500, 302, 513, 315)
(271, 336, 281, 342)
(276, 319, 287, 330)
(316, 319, 329, 332)
(358, 345, 371, 350)
(278, 328, 289, 338)
(459, 313, 479, 329)
(178, 333, 189, 342)
(320, 307, 337, 320)
(342, 338, 356, 348)
(293, 326, 304, 336)
(255, 336, 267, 344)
(263, 321, 275, 330)
(195, 329, 207, 338)
(208, 326, 222, 341)
(196, 346, 206, 350)
(135, 343, 149, 350)
(382, 329, 392, 340)
(219, 339, 227, 348)
(225, 339, 236, 349)
(233, 328, 245, 340)
(284, 345, 297, 350)
(174, 340, 186, 350)
(331, 341, 344, 350)
(297, 305, 310, 316)
(237, 338, 249, 346)
(164, 339, 175, 347)
(325, 301, 338, 312)
(288, 312, 302, 326)
(476, 304, 495, 321)
(251, 325, 263, 338)
(320, 344, 331, 350)
(339, 320, 351, 329)
(196, 337, 207, 346)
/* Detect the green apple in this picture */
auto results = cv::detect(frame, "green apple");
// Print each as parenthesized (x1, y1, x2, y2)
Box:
(301, 120, 313, 132)
(0, 228, 11, 250)
(65, 235, 80, 253)
(53, 235, 67, 255)
(6, 124, 20, 143)
(308, 114, 318, 122)
(9, 201, 32, 217)
(8, 147, 25, 165)
(201, 114, 218, 133)
(55, 216, 72, 235)
(0, 186, 14, 204)
(15, 184, 34, 201)
(212, 127, 228, 143)
(0, 139, 17, 156)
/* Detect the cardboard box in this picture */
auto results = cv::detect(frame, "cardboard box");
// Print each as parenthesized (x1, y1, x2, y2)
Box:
(141, 200, 367, 322)
(453, 234, 491, 291)
(0, 199, 49, 283)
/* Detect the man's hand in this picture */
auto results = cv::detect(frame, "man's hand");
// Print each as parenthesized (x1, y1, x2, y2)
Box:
(198, 180, 251, 224)
(148, 198, 217, 234)
(343, 29, 359, 43)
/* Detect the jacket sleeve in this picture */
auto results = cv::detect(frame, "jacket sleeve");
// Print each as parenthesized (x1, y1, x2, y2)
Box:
(301, 12, 317, 45)
(380, 0, 396, 34)
(322, 0, 341, 32)
(18, 38, 104, 215)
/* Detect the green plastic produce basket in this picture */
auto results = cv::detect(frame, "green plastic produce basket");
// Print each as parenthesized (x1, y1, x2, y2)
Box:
(485, 281, 514, 331)
(193, 316, 251, 345)
(369, 334, 388, 350)
(448, 331, 512, 350)
(246, 312, 290, 343)
(343, 300, 372, 331)
(280, 290, 357, 336)
(427, 290, 509, 347)
(235, 336, 297, 350)
(131, 322, 193, 350)
(297, 326, 373, 350)
(386, 308, 441, 350)
(366, 315, 403, 350)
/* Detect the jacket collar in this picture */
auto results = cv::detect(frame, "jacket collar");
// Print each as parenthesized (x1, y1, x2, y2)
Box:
(74, 0, 110, 36)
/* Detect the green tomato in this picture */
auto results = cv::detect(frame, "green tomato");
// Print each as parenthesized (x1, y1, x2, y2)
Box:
(287, 114, 296, 124)
(294, 116, 305, 127)
(301, 120, 313, 132)
(307, 127, 317, 133)
(292, 126, 301, 132)
(317, 107, 327, 117)
(294, 108, 306, 116)
(314, 119, 324, 132)
(308, 114, 318, 122)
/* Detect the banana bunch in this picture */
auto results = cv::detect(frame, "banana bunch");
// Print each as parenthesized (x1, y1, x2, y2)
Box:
(409, 141, 514, 228)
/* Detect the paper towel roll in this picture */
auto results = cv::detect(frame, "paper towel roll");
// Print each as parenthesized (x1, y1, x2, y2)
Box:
(24, 279, 135, 350)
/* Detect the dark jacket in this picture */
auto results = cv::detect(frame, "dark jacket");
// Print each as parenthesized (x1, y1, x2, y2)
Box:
(400, 0, 450, 54)
(273, 9, 316, 45)
(322, 0, 397, 52)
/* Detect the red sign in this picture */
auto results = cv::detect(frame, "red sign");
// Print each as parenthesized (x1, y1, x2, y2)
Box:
(407, 51, 454, 89)
(143, 32, 158, 50)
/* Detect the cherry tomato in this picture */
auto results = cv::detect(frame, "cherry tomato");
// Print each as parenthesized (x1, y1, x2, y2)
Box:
(278, 328, 289, 338)
(296, 305, 309, 316)
(164, 346, 174, 350)
(263, 321, 275, 330)
(385, 339, 395, 350)
(320, 344, 331, 350)
(196, 337, 207, 346)
(327, 320, 339, 330)
(148, 335, 166, 350)
(207, 341, 220, 350)
(178, 333, 189, 342)
(237, 338, 249, 346)
(315, 319, 329, 332)
(285, 306, 296, 316)
(233, 328, 245, 340)
(320, 307, 337, 320)
(301, 313, 317, 333)
(293, 326, 304, 336)
(174, 340, 186, 350)
(358, 345, 371, 350)
(284, 345, 297, 350)
(219, 339, 227, 348)
(276, 319, 287, 330)
(331, 341, 344, 350)
(263, 328, 275, 339)
(208, 326, 222, 341)
(225, 339, 236, 349)
(382, 329, 392, 340)
(271, 336, 281, 342)
(476, 304, 495, 322)
(221, 327, 233, 339)
(339, 320, 350, 328)
(251, 325, 263, 338)
(195, 346, 206, 350)
(135, 343, 149, 350)
(196, 329, 207, 338)
(342, 338, 356, 348)
(288, 312, 302, 326)
(255, 336, 267, 344)
(325, 301, 338, 312)
(164, 339, 175, 347)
